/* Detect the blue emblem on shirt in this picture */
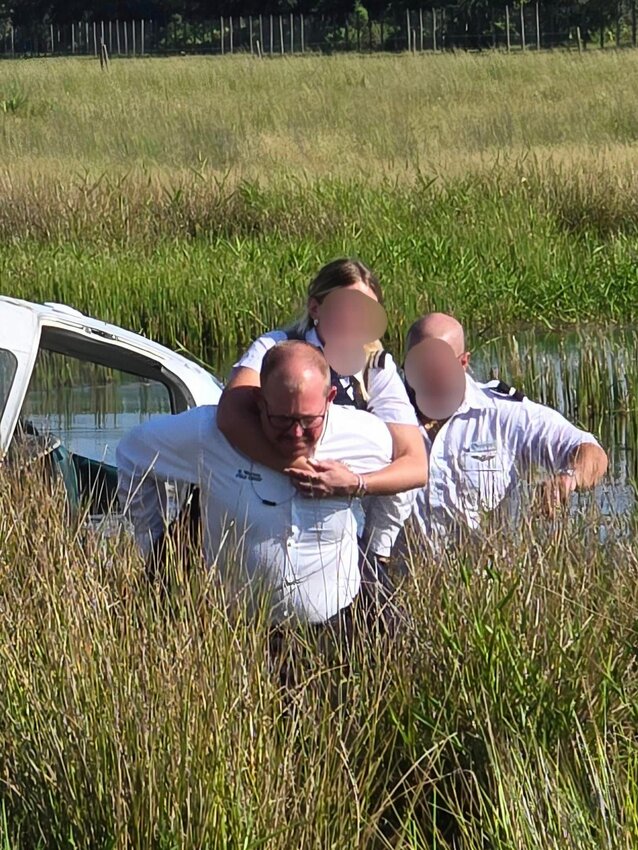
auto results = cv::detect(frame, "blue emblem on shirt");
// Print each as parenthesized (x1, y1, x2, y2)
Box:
(236, 469, 262, 481)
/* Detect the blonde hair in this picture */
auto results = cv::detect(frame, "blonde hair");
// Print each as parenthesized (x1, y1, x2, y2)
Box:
(287, 258, 384, 337)
(286, 260, 385, 393)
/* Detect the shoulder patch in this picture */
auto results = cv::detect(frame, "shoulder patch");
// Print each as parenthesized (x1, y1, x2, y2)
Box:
(487, 379, 525, 402)
(369, 350, 388, 370)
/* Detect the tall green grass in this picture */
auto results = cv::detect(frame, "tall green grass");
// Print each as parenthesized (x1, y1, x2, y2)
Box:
(0, 468, 637, 849)
(4, 176, 638, 362)
(2, 54, 638, 359)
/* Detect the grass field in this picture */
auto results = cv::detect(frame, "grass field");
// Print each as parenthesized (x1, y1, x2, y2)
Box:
(3, 51, 638, 848)
(2, 53, 638, 358)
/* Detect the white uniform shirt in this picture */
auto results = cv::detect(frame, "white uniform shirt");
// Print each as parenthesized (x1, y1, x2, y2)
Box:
(235, 327, 418, 556)
(413, 375, 601, 547)
(234, 327, 418, 427)
(116, 404, 393, 625)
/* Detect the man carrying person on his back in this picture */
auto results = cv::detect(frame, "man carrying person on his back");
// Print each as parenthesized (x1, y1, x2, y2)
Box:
(401, 313, 608, 551)
(117, 340, 404, 639)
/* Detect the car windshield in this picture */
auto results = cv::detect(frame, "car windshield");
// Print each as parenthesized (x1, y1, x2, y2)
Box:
(0, 348, 18, 420)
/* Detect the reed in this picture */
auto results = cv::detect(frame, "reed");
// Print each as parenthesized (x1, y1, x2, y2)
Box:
(0, 467, 637, 848)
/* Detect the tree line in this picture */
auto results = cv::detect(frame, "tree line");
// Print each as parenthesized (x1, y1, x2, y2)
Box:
(1, 0, 635, 51)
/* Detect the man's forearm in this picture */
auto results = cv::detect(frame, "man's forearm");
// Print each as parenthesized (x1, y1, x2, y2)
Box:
(569, 443, 608, 489)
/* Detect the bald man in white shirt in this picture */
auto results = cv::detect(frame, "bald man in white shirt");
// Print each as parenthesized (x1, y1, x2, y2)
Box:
(117, 341, 402, 634)
(402, 313, 608, 550)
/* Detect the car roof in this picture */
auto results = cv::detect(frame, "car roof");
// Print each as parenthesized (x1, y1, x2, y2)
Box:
(0, 296, 223, 405)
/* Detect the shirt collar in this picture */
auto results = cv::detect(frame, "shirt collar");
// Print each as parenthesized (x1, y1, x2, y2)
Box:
(420, 374, 485, 436)
(305, 326, 322, 348)
(458, 373, 488, 414)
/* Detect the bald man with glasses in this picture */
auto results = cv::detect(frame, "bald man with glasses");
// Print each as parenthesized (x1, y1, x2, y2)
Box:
(117, 341, 404, 636)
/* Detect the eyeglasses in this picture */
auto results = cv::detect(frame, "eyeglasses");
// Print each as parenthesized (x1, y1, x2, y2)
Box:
(264, 402, 328, 432)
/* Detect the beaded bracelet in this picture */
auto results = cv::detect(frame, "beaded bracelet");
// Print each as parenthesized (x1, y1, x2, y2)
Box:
(354, 474, 368, 498)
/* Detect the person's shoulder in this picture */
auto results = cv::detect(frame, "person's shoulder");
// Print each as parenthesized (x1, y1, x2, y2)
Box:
(367, 349, 397, 372)
(255, 329, 288, 345)
(328, 405, 391, 442)
(475, 377, 526, 404)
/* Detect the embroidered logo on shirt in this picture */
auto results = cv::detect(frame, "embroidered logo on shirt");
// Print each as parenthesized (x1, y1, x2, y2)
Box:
(465, 441, 498, 462)
(235, 468, 262, 482)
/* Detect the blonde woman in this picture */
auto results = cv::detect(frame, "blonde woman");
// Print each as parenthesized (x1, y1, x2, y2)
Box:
(217, 259, 427, 510)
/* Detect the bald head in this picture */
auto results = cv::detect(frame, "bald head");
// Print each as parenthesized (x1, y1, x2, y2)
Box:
(261, 340, 331, 397)
(259, 341, 335, 462)
(406, 313, 466, 357)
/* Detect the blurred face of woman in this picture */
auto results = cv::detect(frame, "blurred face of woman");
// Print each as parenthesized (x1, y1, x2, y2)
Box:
(308, 285, 387, 376)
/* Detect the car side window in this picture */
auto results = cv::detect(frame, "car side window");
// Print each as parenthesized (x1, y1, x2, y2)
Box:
(20, 349, 172, 466)
(0, 348, 18, 420)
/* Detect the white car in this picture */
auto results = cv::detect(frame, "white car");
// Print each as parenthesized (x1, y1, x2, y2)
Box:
(1, 297, 223, 526)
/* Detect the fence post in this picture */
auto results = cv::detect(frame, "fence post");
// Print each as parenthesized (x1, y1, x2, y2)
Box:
(124, 19, 128, 55)
(220, 17, 224, 54)
(100, 20, 105, 52)
(432, 8, 437, 50)
(49, 23, 54, 53)
(10, 24, 14, 56)
(616, 7, 621, 47)
(535, 2, 540, 49)
(116, 20, 121, 54)
(519, 3, 525, 50)
(279, 15, 284, 54)
(419, 8, 424, 50)
(141, 20, 144, 55)
(249, 16, 254, 53)
(71, 22, 76, 53)
(230, 16, 234, 53)
(108, 20, 112, 53)
(290, 12, 294, 52)
(93, 21, 97, 55)
(100, 41, 109, 69)
(132, 19, 136, 54)
(505, 5, 510, 50)
(301, 13, 305, 51)
(270, 14, 274, 55)
(406, 9, 411, 50)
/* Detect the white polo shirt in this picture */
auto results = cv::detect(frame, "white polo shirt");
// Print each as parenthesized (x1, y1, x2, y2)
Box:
(234, 327, 418, 427)
(413, 375, 601, 546)
(116, 404, 393, 625)
(234, 327, 418, 557)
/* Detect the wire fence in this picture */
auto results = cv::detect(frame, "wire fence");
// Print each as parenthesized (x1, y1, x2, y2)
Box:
(1, 4, 637, 58)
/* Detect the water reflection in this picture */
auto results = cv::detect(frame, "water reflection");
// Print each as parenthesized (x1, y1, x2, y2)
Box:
(23, 381, 171, 466)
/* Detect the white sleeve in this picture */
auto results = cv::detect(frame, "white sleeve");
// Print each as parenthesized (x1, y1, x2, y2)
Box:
(367, 353, 418, 426)
(362, 490, 418, 558)
(116, 406, 212, 555)
(231, 331, 287, 376)
(318, 408, 413, 557)
(318, 408, 393, 472)
(511, 399, 600, 472)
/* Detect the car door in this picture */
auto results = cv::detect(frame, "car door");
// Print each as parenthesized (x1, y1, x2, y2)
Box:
(0, 301, 41, 459)
(4, 302, 222, 530)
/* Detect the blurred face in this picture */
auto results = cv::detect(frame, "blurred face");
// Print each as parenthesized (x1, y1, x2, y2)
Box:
(404, 338, 467, 421)
(309, 286, 387, 376)
(257, 375, 337, 461)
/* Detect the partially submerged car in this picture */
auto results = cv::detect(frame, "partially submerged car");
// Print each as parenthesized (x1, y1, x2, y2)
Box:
(1, 297, 223, 528)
